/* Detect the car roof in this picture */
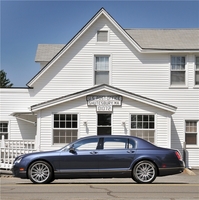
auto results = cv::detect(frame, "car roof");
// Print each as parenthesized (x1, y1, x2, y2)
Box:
(78, 135, 157, 149)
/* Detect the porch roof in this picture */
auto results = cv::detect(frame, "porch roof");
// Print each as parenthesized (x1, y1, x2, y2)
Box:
(31, 84, 177, 113)
(11, 112, 37, 125)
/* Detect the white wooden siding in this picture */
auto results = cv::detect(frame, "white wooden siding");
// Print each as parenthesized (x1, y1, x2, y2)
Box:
(0, 89, 36, 140)
(38, 94, 171, 151)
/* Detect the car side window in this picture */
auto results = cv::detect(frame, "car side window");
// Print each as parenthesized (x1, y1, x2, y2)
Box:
(103, 138, 128, 150)
(129, 139, 136, 149)
(73, 138, 99, 151)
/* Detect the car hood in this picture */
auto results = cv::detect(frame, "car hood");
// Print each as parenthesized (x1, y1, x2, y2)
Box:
(15, 150, 60, 160)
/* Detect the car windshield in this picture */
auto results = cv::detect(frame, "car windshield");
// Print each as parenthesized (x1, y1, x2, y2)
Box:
(60, 144, 71, 151)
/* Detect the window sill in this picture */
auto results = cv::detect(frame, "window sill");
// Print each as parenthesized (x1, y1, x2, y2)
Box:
(169, 86, 188, 89)
(186, 145, 199, 149)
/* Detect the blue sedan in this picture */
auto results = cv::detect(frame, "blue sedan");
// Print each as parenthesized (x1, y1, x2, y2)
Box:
(12, 135, 185, 184)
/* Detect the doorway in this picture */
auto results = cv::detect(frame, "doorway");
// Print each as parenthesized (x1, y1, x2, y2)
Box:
(97, 114, 111, 135)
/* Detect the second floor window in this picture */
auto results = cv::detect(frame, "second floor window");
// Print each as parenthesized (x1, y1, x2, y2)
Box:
(196, 57, 199, 85)
(95, 56, 109, 85)
(171, 56, 186, 86)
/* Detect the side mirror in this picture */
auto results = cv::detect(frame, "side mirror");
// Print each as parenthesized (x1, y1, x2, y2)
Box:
(69, 147, 76, 154)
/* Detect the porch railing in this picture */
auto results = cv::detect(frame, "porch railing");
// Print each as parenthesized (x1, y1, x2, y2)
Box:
(0, 140, 36, 170)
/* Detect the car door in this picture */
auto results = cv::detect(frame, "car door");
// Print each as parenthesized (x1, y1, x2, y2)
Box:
(97, 137, 136, 174)
(59, 138, 100, 177)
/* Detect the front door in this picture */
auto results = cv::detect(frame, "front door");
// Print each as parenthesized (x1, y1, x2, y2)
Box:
(97, 114, 111, 135)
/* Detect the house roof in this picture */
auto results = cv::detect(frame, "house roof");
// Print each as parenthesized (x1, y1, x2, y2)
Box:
(29, 8, 199, 87)
(35, 29, 199, 62)
(31, 84, 177, 113)
(35, 44, 65, 62)
(126, 29, 199, 50)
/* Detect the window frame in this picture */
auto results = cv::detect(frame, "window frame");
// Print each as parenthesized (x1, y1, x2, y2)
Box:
(0, 121, 9, 140)
(195, 56, 199, 86)
(130, 114, 156, 144)
(170, 56, 187, 87)
(53, 113, 78, 145)
(185, 120, 198, 146)
(94, 55, 110, 85)
(96, 30, 109, 43)
(97, 113, 112, 135)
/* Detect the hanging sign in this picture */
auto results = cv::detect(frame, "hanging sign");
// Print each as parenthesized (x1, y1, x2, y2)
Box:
(86, 95, 122, 111)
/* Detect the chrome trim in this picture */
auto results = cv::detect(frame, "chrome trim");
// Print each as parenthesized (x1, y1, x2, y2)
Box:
(55, 168, 130, 174)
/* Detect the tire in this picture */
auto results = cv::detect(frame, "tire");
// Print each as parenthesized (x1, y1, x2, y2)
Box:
(28, 161, 53, 184)
(132, 160, 157, 184)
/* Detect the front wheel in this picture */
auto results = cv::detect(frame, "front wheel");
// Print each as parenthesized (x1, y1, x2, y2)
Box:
(132, 160, 157, 183)
(28, 161, 53, 184)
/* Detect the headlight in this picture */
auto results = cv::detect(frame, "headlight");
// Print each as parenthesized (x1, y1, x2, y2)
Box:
(14, 156, 23, 164)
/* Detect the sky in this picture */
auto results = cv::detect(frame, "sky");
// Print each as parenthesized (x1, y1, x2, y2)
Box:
(1, 0, 199, 87)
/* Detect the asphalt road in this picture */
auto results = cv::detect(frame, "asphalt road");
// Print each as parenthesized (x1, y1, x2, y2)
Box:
(1, 170, 199, 200)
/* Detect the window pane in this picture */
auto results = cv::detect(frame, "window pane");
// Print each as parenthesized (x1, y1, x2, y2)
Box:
(131, 115, 136, 121)
(149, 122, 154, 129)
(53, 130, 77, 144)
(95, 71, 109, 85)
(98, 114, 111, 126)
(72, 122, 77, 128)
(60, 114, 65, 120)
(171, 71, 185, 85)
(149, 115, 154, 121)
(103, 138, 128, 149)
(54, 122, 59, 128)
(131, 122, 136, 129)
(130, 130, 155, 144)
(0, 123, 8, 133)
(171, 56, 185, 70)
(54, 114, 59, 120)
(143, 122, 148, 129)
(196, 57, 199, 68)
(143, 115, 148, 121)
(96, 57, 109, 70)
(186, 133, 197, 145)
(97, 127, 111, 135)
(72, 115, 77, 120)
(137, 122, 142, 128)
(66, 115, 71, 120)
(137, 115, 142, 121)
(196, 71, 199, 85)
(66, 122, 71, 128)
(97, 31, 108, 42)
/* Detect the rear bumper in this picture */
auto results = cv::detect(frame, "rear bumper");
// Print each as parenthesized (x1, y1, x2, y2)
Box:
(158, 161, 185, 176)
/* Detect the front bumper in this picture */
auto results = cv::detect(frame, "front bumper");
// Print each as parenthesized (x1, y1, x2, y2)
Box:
(11, 165, 27, 179)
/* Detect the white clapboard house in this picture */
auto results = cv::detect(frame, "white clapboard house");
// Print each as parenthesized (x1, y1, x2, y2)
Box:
(0, 8, 199, 169)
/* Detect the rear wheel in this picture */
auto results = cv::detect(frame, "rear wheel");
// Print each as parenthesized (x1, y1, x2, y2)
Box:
(132, 160, 157, 183)
(28, 161, 53, 184)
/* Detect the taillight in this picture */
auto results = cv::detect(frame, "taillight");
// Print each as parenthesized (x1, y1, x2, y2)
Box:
(175, 151, 182, 160)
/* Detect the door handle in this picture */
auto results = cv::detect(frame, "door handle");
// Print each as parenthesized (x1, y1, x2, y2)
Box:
(127, 150, 135, 153)
(90, 151, 98, 155)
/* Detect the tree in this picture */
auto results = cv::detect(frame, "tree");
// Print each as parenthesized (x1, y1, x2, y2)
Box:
(0, 70, 13, 88)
